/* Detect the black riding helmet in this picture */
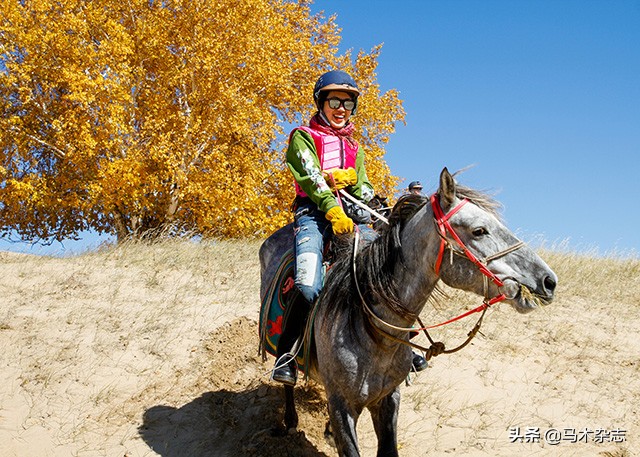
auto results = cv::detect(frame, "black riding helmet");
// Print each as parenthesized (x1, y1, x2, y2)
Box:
(313, 70, 360, 115)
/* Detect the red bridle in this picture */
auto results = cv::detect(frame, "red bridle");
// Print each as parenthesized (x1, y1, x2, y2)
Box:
(429, 193, 526, 323)
(352, 192, 526, 356)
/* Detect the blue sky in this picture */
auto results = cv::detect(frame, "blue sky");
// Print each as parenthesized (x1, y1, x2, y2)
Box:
(310, 0, 640, 256)
(2, 0, 638, 257)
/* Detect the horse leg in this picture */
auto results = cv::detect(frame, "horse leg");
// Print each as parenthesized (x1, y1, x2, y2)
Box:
(283, 384, 298, 430)
(368, 388, 401, 457)
(324, 419, 334, 447)
(327, 394, 362, 457)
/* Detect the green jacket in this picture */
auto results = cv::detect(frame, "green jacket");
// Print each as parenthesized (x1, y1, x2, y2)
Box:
(286, 128, 374, 214)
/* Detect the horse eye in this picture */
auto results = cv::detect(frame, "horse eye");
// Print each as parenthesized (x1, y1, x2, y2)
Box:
(472, 227, 488, 237)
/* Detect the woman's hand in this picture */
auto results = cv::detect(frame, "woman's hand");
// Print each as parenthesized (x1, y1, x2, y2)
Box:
(325, 206, 354, 234)
(324, 168, 357, 191)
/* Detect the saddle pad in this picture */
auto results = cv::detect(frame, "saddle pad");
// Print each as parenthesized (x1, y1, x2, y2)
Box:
(259, 249, 309, 374)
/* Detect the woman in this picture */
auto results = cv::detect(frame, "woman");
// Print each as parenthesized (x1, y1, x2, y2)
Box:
(272, 70, 427, 385)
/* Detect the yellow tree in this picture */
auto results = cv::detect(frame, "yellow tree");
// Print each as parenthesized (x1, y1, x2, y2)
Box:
(0, 0, 405, 242)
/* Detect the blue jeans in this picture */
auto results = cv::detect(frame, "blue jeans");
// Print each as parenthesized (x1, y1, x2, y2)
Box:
(293, 201, 377, 303)
(293, 202, 332, 303)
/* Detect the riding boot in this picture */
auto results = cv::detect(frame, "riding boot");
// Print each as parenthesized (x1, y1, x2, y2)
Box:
(412, 352, 429, 372)
(408, 331, 429, 372)
(272, 293, 312, 386)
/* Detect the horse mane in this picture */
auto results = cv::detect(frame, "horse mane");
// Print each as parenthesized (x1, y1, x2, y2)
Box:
(454, 184, 503, 220)
(319, 186, 502, 338)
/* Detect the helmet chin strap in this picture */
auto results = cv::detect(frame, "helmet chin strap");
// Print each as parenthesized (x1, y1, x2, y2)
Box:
(318, 111, 331, 125)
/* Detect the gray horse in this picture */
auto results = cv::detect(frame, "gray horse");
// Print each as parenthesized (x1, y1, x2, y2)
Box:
(259, 168, 557, 456)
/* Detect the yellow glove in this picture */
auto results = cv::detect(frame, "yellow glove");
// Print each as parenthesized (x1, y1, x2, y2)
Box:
(324, 168, 357, 191)
(325, 206, 354, 234)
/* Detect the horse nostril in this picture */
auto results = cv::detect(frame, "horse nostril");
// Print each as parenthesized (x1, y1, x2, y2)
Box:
(543, 275, 557, 294)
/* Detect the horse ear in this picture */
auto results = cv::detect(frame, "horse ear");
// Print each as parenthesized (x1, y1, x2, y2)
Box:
(438, 167, 456, 210)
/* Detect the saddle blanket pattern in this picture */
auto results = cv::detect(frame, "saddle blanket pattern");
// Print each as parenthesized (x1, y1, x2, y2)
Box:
(259, 249, 310, 374)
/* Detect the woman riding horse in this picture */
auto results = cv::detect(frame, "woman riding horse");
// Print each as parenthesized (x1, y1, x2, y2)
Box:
(260, 167, 558, 456)
(271, 70, 428, 385)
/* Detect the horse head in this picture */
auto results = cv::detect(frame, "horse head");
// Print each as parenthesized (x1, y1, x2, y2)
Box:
(434, 168, 557, 313)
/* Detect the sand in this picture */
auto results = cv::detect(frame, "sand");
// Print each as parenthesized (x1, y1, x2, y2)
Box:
(0, 244, 636, 456)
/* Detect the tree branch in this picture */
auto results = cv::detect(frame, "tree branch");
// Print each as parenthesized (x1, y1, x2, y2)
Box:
(10, 126, 67, 160)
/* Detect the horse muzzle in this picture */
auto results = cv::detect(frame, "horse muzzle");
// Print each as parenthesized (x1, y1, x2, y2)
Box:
(500, 273, 557, 314)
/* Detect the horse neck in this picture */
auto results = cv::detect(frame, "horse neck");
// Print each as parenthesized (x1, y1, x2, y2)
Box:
(391, 204, 442, 319)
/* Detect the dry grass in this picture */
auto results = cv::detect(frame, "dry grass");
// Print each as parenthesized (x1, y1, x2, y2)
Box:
(0, 240, 637, 456)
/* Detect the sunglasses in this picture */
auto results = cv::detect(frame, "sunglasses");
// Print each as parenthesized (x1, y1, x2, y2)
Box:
(326, 97, 356, 111)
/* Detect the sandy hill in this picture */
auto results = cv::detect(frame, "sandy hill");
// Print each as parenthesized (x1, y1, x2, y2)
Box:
(0, 240, 637, 456)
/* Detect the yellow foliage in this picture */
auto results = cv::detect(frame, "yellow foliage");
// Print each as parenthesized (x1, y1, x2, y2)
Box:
(0, 0, 405, 242)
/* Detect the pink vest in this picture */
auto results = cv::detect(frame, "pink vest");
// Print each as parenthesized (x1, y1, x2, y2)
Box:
(292, 126, 358, 197)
